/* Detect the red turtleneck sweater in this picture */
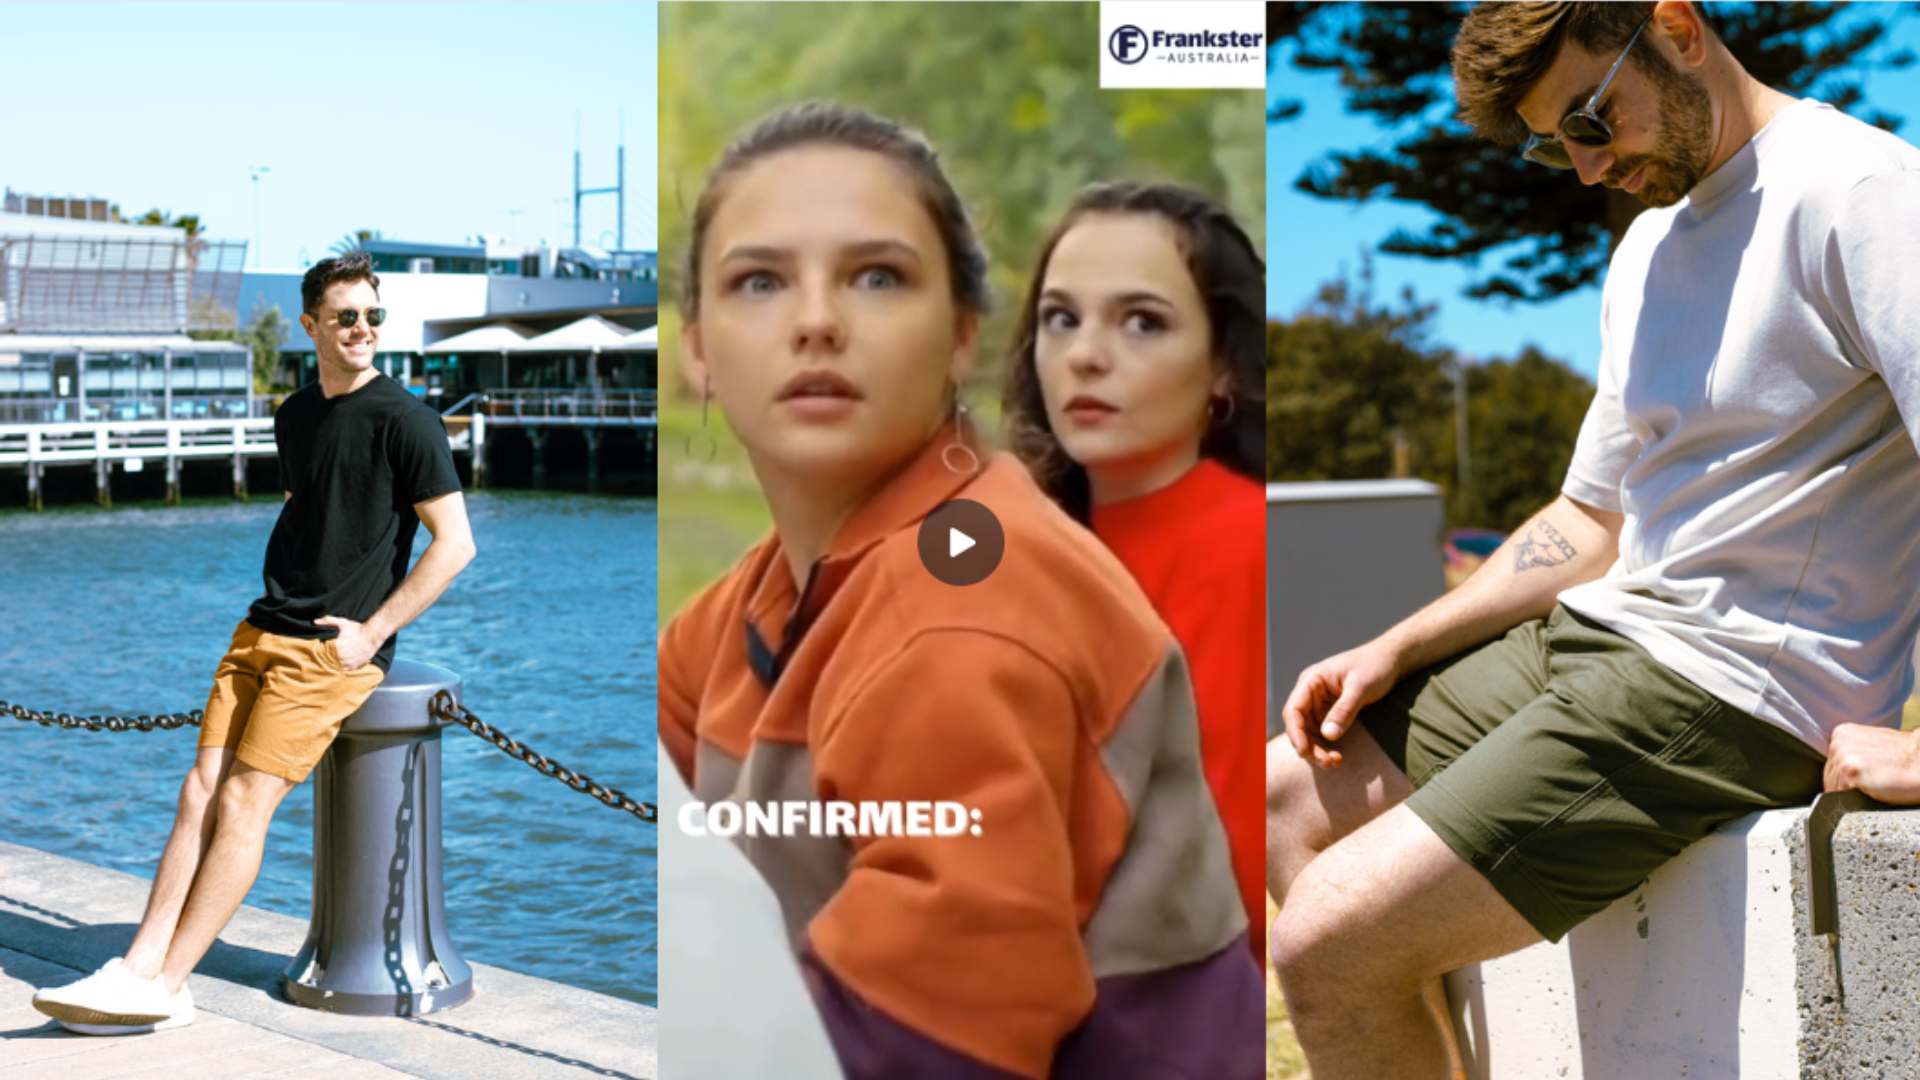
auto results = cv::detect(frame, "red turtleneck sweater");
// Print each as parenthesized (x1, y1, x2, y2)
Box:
(1092, 457, 1266, 963)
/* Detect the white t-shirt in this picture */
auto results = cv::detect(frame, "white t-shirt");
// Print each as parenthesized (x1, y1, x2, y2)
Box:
(1559, 99, 1920, 754)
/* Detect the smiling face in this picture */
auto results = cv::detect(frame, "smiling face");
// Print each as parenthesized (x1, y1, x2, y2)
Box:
(1032, 212, 1223, 499)
(1516, 27, 1713, 207)
(301, 278, 381, 379)
(684, 144, 976, 491)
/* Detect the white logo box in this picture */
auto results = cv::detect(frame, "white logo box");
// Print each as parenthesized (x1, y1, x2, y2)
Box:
(1100, 0, 1266, 90)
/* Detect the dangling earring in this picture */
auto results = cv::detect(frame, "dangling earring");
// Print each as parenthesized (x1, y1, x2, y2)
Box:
(941, 385, 981, 475)
(683, 377, 718, 463)
(1207, 393, 1236, 427)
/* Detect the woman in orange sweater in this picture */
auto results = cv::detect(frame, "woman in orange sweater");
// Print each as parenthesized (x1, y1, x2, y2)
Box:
(661, 104, 1261, 1079)
(1004, 182, 1268, 962)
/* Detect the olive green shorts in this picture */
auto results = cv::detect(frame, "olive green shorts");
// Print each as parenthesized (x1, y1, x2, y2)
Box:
(1359, 604, 1825, 942)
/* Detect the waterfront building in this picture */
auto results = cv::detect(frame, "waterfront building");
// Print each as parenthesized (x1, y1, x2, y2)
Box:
(0, 203, 254, 425)
(0, 199, 263, 508)
(0, 183, 658, 506)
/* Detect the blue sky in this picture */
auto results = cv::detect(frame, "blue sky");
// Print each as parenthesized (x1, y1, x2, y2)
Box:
(4, 2, 658, 269)
(1266, 9, 1920, 377)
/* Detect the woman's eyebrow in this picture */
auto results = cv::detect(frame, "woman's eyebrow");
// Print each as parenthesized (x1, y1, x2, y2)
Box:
(1108, 289, 1173, 309)
(1040, 285, 1175, 309)
(717, 244, 791, 265)
(718, 239, 922, 265)
(843, 238, 922, 265)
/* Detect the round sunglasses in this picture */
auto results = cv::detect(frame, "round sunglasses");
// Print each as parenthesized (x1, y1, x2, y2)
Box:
(326, 306, 387, 329)
(1521, 13, 1653, 170)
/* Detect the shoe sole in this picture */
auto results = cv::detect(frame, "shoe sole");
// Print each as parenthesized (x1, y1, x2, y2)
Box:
(31, 999, 173, 1027)
(57, 1013, 193, 1036)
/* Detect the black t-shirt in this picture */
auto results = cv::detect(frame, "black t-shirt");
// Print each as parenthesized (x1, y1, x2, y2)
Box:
(247, 373, 463, 671)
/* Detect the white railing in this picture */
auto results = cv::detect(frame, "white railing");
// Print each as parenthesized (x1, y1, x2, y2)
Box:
(0, 397, 270, 424)
(0, 418, 276, 466)
(481, 388, 657, 422)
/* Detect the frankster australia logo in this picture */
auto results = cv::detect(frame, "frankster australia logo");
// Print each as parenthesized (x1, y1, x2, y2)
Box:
(1109, 24, 1149, 65)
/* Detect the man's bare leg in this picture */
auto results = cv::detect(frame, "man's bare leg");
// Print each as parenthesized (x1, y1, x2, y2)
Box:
(1271, 803, 1542, 1080)
(122, 748, 235, 982)
(154, 761, 297, 995)
(1265, 732, 1463, 1075)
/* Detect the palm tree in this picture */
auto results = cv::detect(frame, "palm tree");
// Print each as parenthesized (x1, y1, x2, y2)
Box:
(330, 229, 379, 256)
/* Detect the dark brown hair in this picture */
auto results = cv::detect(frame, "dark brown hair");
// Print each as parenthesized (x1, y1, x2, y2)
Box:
(1453, 2, 1708, 145)
(679, 101, 989, 318)
(301, 251, 379, 315)
(1002, 182, 1265, 522)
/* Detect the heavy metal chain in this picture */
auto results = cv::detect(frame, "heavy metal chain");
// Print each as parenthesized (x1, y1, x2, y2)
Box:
(2, 701, 202, 733)
(4, 694, 656, 826)
(430, 690, 657, 824)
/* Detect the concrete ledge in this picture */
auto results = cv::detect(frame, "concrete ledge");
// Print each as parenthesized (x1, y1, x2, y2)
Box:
(0, 840, 656, 1079)
(1446, 805, 1920, 1080)
(1798, 810, 1920, 1078)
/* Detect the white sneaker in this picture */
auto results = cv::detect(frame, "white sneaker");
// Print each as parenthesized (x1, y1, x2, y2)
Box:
(30, 957, 173, 1028)
(57, 981, 195, 1036)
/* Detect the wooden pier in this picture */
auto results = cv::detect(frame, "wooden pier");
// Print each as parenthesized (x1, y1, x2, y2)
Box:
(451, 389, 657, 492)
(0, 419, 275, 509)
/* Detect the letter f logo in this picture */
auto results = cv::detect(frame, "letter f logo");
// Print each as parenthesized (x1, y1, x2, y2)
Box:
(1109, 25, 1148, 64)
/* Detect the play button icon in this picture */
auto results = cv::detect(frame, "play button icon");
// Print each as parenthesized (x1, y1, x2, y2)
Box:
(917, 499, 1004, 586)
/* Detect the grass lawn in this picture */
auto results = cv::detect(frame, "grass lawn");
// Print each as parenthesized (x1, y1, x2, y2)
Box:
(1268, 898, 1308, 1079)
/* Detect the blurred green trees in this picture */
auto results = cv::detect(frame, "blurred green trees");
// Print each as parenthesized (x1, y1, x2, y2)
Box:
(657, 1, 1264, 615)
(1268, 2, 1914, 303)
(1267, 265, 1592, 531)
(660, 1, 1264, 397)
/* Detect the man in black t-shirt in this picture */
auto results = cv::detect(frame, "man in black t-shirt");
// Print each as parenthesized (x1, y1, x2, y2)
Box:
(31, 253, 476, 1035)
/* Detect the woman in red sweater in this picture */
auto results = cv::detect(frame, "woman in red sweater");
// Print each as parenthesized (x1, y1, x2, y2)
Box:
(1004, 182, 1268, 962)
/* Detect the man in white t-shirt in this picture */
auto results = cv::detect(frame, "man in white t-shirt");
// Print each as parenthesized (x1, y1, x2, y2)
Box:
(1264, 3, 1920, 1076)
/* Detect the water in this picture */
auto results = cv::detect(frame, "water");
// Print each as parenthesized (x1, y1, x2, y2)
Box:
(0, 492, 658, 1006)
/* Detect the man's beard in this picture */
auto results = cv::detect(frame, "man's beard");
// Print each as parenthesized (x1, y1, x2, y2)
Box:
(1610, 64, 1714, 208)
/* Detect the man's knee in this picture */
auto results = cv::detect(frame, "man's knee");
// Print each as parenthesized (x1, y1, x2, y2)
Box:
(214, 766, 291, 825)
(181, 756, 229, 813)
(1269, 862, 1342, 987)
(1270, 857, 1408, 1023)
(1266, 735, 1306, 815)
(1266, 739, 1338, 878)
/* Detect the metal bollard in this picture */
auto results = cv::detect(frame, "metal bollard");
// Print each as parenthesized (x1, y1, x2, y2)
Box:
(282, 659, 475, 1015)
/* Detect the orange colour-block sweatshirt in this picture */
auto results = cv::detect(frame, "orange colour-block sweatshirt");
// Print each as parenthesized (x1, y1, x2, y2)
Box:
(659, 427, 1261, 1079)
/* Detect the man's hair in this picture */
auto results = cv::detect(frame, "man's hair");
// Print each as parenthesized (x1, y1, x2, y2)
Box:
(1453, 2, 1711, 145)
(301, 251, 380, 315)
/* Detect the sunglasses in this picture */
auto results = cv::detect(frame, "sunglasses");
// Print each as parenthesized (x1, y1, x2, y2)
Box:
(327, 306, 387, 329)
(1521, 13, 1653, 170)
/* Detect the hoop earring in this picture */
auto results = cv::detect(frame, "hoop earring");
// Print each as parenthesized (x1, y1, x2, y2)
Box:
(941, 390, 981, 476)
(1208, 394, 1236, 426)
(683, 379, 718, 463)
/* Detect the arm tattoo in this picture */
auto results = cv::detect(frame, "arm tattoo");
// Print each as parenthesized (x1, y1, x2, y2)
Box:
(1513, 520, 1579, 573)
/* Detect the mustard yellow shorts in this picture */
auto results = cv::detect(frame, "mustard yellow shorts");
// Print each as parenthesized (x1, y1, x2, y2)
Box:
(197, 618, 386, 783)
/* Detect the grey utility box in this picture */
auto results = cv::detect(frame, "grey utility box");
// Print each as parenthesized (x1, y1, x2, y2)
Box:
(1266, 480, 1447, 738)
